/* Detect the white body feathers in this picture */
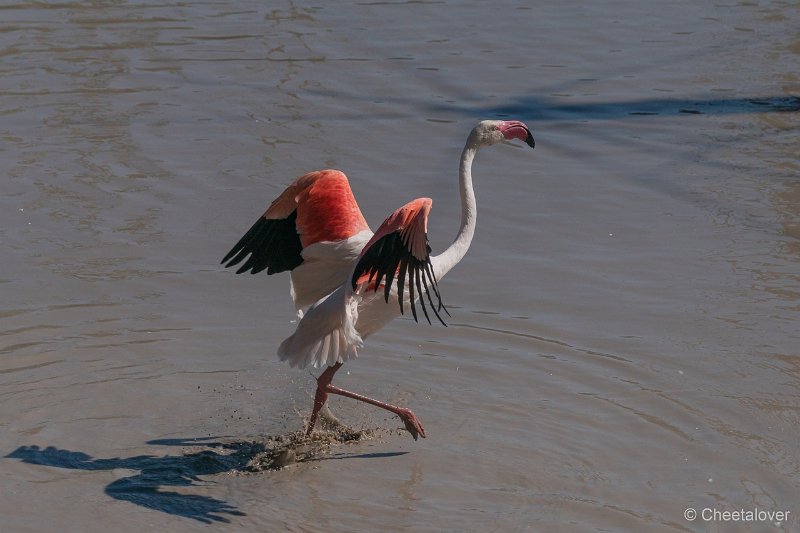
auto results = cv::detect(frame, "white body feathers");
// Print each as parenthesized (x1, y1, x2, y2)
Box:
(278, 130, 485, 369)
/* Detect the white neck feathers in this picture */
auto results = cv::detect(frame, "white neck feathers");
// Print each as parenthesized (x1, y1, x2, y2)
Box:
(431, 139, 480, 280)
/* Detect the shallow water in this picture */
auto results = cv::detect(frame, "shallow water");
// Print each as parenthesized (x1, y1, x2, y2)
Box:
(2, 1, 799, 531)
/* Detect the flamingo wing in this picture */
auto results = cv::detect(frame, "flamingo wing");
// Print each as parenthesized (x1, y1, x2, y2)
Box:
(222, 170, 372, 308)
(221, 210, 302, 275)
(351, 198, 449, 326)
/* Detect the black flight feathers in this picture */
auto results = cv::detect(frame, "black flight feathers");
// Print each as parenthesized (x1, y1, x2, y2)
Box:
(221, 211, 303, 275)
(351, 231, 450, 326)
(222, 212, 450, 326)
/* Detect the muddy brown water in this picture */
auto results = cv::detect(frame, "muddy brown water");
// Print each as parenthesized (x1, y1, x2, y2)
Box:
(2, 1, 799, 532)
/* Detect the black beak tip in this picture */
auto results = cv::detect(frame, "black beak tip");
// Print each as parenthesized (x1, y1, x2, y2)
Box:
(525, 131, 535, 149)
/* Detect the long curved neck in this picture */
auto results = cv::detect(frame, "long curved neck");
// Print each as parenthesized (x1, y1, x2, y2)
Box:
(432, 140, 479, 280)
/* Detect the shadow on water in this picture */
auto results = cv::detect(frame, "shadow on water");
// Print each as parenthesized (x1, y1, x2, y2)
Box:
(6, 433, 404, 523)
(6, 438, 251, 524)
(302, 87, 800, 121)
(428, 94, 800, 120)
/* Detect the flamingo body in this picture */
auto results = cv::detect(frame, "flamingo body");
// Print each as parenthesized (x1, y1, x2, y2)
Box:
(277, 196, 445, 369)
(222, 120, 535, 439)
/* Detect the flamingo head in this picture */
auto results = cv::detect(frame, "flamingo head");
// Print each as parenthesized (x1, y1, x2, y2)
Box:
(470, 120, 535, 149)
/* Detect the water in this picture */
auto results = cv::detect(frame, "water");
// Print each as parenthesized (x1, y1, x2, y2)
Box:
(2, 1, 799, 531)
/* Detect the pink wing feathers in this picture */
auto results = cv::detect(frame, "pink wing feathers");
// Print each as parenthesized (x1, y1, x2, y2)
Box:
(222, 170, 373, 310)
(275, 197, 450, 370)
(351, 198, 449, 325)
(222, 170, 370, 274)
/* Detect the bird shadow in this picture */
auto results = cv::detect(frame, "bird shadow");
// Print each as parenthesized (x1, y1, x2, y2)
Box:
(5, 438, 250, 524)
(5, 431, 394, 524)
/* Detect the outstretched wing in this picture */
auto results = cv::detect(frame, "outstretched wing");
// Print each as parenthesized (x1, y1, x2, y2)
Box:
(222, 169, 372, 309)
(221, 210, 303, 275)
(351, 198, 449, 326)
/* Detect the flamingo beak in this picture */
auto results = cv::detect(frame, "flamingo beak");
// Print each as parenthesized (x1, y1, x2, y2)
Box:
(524, 129, 535, 149)
(499, 120, 535, 149)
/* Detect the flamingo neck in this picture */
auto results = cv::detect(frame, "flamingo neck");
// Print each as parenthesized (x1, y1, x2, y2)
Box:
(432, 140, 479, 280)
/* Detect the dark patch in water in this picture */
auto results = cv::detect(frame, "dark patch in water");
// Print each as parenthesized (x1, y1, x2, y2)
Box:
(5, 424, 376, 523)
(427, 94, 800, 120)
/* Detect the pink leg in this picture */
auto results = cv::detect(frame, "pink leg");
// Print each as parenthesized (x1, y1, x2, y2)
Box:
(306, 362, 426, 440)
(306, 363, 342, 437)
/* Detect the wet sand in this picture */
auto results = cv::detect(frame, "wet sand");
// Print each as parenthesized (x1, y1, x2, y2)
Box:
(2, 1, 799, 531)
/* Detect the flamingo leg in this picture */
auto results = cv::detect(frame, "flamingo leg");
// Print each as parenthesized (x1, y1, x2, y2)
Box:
(306, 362, 426, 440)
(306, 363, 342, 437)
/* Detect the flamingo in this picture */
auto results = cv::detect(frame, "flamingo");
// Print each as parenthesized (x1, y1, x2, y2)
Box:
(222, 120, 535, 440)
